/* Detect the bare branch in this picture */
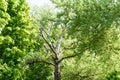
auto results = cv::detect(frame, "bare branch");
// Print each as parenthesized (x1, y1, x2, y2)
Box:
(39, 28, 59, 59)
(43, 44, 49, 52)
(26, 60, 54, 66)
(40, 30, 57, 55)
(59, 47, 76, 54)
(42, 60, 55, 66)
(59, 47, 76, 55)
(41, 28, 54, 46)
(55, 29, 65, 52)
(58, 54, 77, 63)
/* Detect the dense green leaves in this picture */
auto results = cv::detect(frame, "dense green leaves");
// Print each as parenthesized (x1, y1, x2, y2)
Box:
(52, 0, 120, 55)
(24, 52, 53, 80)
(0, 0, 37, 79)
(0, 0, 10, 29)
(106, 70, 120, 80)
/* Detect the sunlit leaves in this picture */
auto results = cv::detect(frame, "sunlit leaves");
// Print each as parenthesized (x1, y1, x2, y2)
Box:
(53, 0, 120, 55)
(0, 0, 8, 11)
(50, 0, 120, 79)
(0, 0, 38, 79)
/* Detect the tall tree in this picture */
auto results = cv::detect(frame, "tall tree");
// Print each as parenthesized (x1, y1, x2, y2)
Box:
(50, 0, 120, 80)
(0, 0, 37, 79)
(27, 0, 120, 80)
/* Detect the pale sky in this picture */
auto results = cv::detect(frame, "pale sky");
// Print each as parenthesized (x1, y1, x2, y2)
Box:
(27, 0, 53, 6)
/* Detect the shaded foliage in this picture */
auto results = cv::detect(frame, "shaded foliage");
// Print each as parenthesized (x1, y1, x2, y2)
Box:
(106, 70, 120, 80)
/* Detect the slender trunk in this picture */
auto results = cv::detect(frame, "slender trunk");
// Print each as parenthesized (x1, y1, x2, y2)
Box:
(54, 60, 60, 80)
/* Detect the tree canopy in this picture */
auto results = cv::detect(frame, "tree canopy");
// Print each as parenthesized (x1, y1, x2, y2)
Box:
(1, 0, 120, 80)
(0, 0, 37, 79)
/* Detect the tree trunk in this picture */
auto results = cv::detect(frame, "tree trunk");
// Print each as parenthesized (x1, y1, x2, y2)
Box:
(54, 61, 60, 80)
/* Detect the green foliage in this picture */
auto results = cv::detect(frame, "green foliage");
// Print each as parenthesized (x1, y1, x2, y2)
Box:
(28, 0, 120, 80)
(25, 63, 52, 80)
(61, 52, 120, 80)
(0, 0, 37, 79)
(49, 1, 120, 61)
(24, 51, 53, 80)
(50, 0, 120, 80)
(106, 70, 120, 80)
(69, 0, 120, 54)
(1, 0, 119, 79)
(0, 0, 10, 28)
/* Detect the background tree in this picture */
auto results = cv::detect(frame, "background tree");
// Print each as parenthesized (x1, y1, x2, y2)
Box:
(23, 5, 55, 80)
(26, 4, 77, 80)
(0, 0, 37, 79)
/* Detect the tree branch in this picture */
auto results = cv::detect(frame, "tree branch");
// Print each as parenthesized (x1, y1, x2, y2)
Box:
(58, 54, 77, 63)
(41, 60, 55, 66)
(26, 60, 54, 66)
(43, 44, 49, 52)
(59, 47, 76, 55)
(40, 30, 57, 58)
(55, 29, 65, 52)
(41, 28, 54, 47)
